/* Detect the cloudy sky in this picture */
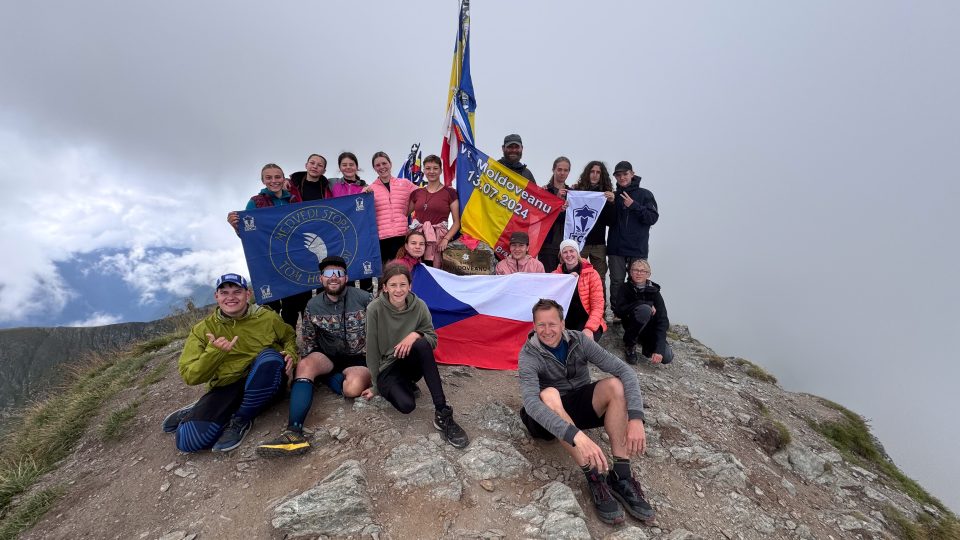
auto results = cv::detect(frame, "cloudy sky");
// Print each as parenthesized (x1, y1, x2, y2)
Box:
(2, 0, 958, 509)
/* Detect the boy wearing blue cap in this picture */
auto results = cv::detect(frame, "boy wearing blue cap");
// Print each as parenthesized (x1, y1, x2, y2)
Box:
(161, 273, 298, 452)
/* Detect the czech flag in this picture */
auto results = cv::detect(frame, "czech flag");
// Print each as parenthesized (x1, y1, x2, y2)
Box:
(456, 140, 564, 260)
(412, 265, 577, 370)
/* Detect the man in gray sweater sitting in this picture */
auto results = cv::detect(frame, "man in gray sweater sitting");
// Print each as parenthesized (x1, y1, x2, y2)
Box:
(518, 299, 656, 525)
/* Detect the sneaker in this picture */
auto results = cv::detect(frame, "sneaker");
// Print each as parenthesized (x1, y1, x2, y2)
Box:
(624, 345, 639, 365)
(211, 416, 252, 452)
(256, 429, 311, 457)
(162, 399, 199, 433)
(586, 470, 625, 524)
(607, 470, 656, 522)
(433, 406, 470, 449)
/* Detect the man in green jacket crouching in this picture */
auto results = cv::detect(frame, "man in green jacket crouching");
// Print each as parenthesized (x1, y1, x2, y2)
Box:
(161, 273, 298, 452)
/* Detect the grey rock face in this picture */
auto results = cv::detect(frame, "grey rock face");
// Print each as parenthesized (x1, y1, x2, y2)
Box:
(512, 481, 590, 539)
(475, 400, 527, 439)
(458, 436, 531, 480)
(773, 443, 827, 480)
(603, 526, 650, 539)
(384, 435, 462, 501)
(664, 529, 705, 540)
(668, 445, 747, 489)
(272, 459, 379, 537)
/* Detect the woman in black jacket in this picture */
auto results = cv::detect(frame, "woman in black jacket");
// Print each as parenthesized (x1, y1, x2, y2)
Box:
(613, 259, 673, 365)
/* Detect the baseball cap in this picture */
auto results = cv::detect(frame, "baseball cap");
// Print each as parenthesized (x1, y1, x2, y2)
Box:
(318, 255, 348, 271)
(509, 232, 530, 245)
(613, 161, 633, 174)
(503, 134, 523, 146)
(216, 273, 249, 289)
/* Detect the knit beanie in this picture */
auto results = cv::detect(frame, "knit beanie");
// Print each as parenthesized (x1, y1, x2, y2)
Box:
(558, 239, 581, 256)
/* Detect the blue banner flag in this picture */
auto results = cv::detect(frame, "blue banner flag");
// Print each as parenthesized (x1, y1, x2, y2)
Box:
(237, 194, 381, 304)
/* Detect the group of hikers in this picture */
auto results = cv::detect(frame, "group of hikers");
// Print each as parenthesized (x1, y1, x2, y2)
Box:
(164, 134, 671, 526)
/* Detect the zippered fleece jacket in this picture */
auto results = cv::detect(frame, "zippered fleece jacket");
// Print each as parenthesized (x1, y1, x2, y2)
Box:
(365, 291, 438, 394)
(178, 304, 298, 389)
(518, 330, 644, 444)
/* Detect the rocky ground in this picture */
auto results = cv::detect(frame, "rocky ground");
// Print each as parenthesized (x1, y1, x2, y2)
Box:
(18, 324, 944, 539)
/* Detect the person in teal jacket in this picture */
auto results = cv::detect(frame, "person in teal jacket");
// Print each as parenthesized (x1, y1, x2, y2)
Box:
(161, 273, 298, 453)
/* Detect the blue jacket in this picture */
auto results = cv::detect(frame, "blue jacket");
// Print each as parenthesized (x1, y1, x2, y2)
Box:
(607, 177, 659, 258)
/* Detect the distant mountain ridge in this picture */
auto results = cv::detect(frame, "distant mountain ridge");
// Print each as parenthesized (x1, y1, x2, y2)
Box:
(0, 309, 201, 417)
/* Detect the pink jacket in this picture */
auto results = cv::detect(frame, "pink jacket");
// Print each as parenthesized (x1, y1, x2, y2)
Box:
(495, 255, 545, 275)
(330, 178, 367, 198)
(371, 177, 415, 239)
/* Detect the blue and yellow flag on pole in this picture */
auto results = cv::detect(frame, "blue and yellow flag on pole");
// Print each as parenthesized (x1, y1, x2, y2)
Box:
(441, 0, 476, 186)
(237, 195, 381, 304)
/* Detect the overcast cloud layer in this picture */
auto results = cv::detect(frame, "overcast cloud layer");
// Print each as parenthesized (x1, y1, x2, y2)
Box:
(2, 1, 958, 510)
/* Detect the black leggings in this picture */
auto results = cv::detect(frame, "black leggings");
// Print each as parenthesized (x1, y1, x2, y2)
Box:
(377, 338, 447, 414)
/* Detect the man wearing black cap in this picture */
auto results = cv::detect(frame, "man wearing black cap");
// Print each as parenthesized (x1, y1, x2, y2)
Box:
(495, 231, 546, 275)
(256, 256, 373, 457)
(607, 161, 659, 316)
(498, 133, 536, 182)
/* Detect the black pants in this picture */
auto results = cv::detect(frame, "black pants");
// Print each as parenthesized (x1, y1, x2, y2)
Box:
(622, 304, 674, 363)
(265, 290, 312, 329)
(377, 338, 447, 414)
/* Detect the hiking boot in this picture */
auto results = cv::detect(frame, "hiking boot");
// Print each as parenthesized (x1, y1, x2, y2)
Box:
(256, 429, 311, 457)
(607, 470, 656, 522)
(211, 416, 252, 452)
(586, 470, 625, 524)
(161, 399, 199, 433)
(434, 406, 469, 449)
(624, 345, 639, 365)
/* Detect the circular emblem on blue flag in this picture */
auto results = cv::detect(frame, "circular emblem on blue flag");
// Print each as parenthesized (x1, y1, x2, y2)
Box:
(268, 205, 359, 286)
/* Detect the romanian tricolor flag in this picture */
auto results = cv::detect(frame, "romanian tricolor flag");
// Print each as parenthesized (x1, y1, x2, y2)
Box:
(412, 265, 577, 370)
(441, 0, 476, 187)
(397, 142, 424, 187)
(456, 140, 564, 259)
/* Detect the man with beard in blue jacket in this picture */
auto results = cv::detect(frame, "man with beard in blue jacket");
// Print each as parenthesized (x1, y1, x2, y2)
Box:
(607, 161, 659, 317)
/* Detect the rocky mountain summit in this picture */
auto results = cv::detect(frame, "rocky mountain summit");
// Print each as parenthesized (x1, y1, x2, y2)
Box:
(8, 322, 956, 539)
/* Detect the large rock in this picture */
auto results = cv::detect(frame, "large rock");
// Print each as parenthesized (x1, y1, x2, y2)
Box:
(512, 481, 590, 539)
(668, 445, 748, 490)
(272, 459, 379, 537)
(475, 400, 528, 439)
(773, 443, 827, 480)
(458, 436, 531, 480)
(603, 526, 650, 539)
(384, 435, 462, 500)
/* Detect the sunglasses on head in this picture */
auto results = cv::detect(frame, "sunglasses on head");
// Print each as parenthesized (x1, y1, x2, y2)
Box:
(321, 268, 345, 278)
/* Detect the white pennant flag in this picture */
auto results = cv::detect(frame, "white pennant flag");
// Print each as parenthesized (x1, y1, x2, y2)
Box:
(563, 191, 608, 251)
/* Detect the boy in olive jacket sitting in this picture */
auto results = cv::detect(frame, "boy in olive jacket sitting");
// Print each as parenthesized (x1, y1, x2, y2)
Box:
(161, 273, 297, 452)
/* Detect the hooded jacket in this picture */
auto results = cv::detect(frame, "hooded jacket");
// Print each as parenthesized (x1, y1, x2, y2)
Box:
(328, 177, 368, 198)
(246, 188, 301, 210)
(518, 329, 644, 443)
(552, 261, 607, 333)
(607, 177, 659, 258)
(288, 171, 331, 201)
(495, 254, 545, 275)
(614, 280, 670, 355)
(300, 287, 373, 357)
(178, 304, 298, 389)
(365, 291, 438, 394)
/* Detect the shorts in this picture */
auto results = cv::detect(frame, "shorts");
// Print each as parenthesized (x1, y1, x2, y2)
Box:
(328, 353, 367, 374)
(519, 381, 605, 440)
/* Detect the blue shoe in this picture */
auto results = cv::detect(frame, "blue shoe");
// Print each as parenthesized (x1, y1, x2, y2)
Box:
(211, 416, 252, 452)
(162, 399, 199, 433)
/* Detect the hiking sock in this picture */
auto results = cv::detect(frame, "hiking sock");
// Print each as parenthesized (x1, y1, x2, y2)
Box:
(287, 378, 315, 432)
(235, 349, 284, 422)
(612, 457, 632, 479)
